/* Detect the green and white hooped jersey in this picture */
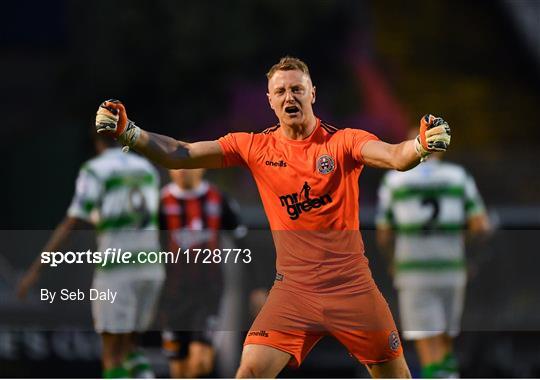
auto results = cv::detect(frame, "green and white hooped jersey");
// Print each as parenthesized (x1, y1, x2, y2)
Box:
(376, 159, 485, 287)
(67, 148, 160, 265)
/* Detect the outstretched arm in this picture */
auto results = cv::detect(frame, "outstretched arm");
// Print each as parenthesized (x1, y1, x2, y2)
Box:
(17, 217, 91, 298)
(95, 100, 223, 169)
(362, 139, 419, 171)
(136, 131, 223, 169)
(361, 114, 451, 171)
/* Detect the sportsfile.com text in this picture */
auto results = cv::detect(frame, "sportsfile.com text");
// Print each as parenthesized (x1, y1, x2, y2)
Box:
(40, 248, 252, 267)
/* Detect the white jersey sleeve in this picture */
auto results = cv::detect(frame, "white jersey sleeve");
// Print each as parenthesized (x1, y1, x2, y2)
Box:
(464, 172, 486, 218)
(67, 165, 103, 223)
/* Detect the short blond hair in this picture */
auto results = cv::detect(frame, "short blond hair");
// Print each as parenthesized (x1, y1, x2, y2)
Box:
(266, 56, 311, 80)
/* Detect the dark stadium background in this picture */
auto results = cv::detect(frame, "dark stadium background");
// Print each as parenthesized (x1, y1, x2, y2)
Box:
(1, 0, 540, 377)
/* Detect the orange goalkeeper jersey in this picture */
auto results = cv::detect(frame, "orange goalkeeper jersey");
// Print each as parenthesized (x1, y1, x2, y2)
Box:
(218, 119, 379, 293)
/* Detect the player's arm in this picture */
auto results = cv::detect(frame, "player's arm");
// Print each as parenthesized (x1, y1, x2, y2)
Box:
(464, 173, 492, 236)
(464, 182, 492, 278)
(95, 100, 223, 169)
(376, 225, 396, 277)
(361, 115, 451, 171)
(376, 225, 394, 258)
(375, 177, 396, 273)
(362, 139, 418, 171)
(465, 211, 492, 280)
(468, 213, 491, 233)
(136, 131, 223, 169)
(16, 216, 91, 298)
(466, 183, 491, 238)
(375, 208, 395, 256)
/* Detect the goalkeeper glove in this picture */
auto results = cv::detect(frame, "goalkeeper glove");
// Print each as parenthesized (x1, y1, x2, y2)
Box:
(414, 114, 451, 159)
(95, 99, 141, 152)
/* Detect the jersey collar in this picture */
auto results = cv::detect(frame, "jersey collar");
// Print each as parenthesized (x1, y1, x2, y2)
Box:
(277, 118, 321, 145)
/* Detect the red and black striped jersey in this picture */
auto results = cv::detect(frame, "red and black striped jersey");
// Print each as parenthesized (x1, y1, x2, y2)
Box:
(159, 180, 241, 289)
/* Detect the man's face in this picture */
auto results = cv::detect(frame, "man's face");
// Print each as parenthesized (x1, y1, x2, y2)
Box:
(267, 70, 316, 126)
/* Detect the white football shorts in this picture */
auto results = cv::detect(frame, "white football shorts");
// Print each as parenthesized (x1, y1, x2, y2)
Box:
(91, 264, 165, 333)
(398, 286, 465, 340)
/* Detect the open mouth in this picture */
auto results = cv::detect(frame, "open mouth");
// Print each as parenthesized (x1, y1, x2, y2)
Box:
(285, 105, 300, 115)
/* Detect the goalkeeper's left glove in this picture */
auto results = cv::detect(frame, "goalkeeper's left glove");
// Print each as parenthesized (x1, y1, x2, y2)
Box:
(414, 114, 451, 159)
(95, 99, 141, 152)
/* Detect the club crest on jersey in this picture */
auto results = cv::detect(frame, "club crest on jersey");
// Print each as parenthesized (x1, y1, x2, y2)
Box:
(316, 154, 335, 175)
(389, 330, 400, 351)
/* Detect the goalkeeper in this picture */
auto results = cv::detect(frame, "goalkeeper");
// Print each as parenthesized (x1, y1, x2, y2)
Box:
(95, 56, 451, 379)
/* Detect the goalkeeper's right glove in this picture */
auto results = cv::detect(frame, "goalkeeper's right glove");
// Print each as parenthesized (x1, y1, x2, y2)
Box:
(414, 114, 451, 159)
(95, 99, 141, 151)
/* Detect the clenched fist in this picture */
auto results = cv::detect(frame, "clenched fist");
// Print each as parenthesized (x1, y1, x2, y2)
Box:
(96, 99, 140, 151)
(415, 114, 451, 159)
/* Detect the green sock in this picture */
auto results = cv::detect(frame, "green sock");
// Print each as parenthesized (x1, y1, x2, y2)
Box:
(103, 366, 130, 378)
(421, 355, 459, 378)
(123, 351, 154, 378)
(421, 361, 441, 378)
(442, 352, 459, 376)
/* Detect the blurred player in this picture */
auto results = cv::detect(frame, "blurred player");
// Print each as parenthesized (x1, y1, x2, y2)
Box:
(376, 148, 490, 378)
(17, 132, 164, 378)
(94, 56, 451, 378)
(160, 168, 244, 378)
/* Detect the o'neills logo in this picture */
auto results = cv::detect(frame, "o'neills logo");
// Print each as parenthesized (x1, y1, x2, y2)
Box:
(265, 160, 287, 167)
(248, 330, 269, 338)
(279, 181, 333, 220)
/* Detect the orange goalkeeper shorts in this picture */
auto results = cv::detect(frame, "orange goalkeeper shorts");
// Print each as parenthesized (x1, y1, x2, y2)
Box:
(244, 286, 402, 367)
